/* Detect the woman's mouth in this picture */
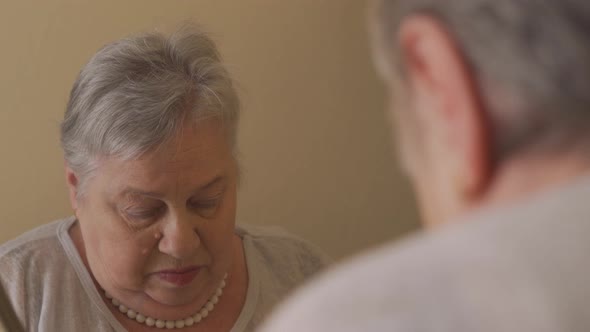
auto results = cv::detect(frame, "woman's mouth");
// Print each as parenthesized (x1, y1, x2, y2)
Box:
(155, 266, 201, 286)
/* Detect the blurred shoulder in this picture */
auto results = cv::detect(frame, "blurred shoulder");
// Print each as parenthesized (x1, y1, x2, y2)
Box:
(259, 214, 573, 332)
(257, 227, 485, 331)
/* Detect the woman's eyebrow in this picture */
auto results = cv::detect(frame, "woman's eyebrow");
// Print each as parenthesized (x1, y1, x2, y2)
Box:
(192, 176, 225, 194)
(119, 188, 164, 200)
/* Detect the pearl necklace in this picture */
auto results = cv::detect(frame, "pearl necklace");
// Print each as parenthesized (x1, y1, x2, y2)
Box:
(104, 274, 227, 329)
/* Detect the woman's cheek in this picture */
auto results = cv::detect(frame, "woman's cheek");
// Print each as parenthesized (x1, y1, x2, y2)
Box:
(206, 230, 233, 277)
(102, 234, 156, 287)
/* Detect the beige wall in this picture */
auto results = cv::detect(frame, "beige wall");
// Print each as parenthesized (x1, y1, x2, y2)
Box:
(0, 0, 418, 259)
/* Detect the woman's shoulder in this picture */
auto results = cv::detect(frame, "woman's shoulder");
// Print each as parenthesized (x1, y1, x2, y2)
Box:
(233, 224, 332, 329)
(236, 224, 332, 278)
(0, 218, 68, 259)
(0, 217, 76, 288)
(0, 217, 78, 329)
(0, 217, 76, 296)
(236, 223, 307, 242)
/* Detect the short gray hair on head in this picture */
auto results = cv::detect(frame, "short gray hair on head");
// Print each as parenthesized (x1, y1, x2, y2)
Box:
(61, 24, 240, 193)
(371, 0, 590, 162)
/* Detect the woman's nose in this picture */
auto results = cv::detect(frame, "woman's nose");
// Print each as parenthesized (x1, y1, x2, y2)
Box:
(158, 214, 200, 259)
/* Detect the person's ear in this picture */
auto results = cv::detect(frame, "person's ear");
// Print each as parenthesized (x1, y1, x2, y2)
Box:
(65, 164, 79, 210)
(398, 14, 492, 200)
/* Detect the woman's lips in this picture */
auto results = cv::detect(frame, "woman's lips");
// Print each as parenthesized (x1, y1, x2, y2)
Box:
(155, 266, 201, 286)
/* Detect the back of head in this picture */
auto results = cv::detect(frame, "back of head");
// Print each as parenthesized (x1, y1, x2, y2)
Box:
(373, 0, 590, 163)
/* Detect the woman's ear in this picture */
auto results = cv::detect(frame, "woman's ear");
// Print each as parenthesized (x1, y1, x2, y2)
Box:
(65, 164, 79, 210)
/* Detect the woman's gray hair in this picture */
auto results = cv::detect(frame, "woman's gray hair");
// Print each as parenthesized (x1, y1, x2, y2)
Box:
(61, 25, 239, 193)
(372, 0, 590, 162)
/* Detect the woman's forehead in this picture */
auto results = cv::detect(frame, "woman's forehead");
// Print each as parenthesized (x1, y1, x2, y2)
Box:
(117, 120, 231, 168)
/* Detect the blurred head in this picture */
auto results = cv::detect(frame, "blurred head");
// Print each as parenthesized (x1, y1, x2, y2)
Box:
(60, 26, 240, 319)
(370, 0, 590, 226)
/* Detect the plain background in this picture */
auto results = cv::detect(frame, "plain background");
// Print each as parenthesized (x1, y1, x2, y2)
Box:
(0, 0, 419, 260)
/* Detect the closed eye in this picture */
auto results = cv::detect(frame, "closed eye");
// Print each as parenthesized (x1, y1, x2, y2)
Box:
(124, 205, 166, 222)
(189, 197, 222, 218)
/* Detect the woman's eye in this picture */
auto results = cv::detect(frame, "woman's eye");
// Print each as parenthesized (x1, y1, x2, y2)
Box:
(197, 200, 219, 208)
(125, 206, 164, 221)
(190, 198, 221, 217)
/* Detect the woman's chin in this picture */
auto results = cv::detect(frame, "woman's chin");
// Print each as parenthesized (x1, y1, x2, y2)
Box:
(146, 288, 199, 307)
(144, 274, 206, 303)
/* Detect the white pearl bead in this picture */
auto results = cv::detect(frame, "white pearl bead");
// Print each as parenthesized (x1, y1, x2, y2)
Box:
(184, 317, 194, 326)
(119, 305, 128, 314)
(221, 280, 226, 288)
(127, 310, 136, 319)
(211, 295, 219, 304)
(216, 288, 223, 296)
(193, 313, 202, 323)
(112, 298, 120, 306)
(145, 317, 155, 326)
(135, 314, 146, 323)
(175, 320, 185, 328)
(165, 320, 175, 329)
(205, 302, 214, 311)
(155, 319, 165, 328)
(200, 308, 209, 318)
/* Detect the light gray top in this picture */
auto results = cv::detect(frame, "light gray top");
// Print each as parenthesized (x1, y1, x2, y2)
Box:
(0, 217, 329, 332)
(261, 175, 590, 332)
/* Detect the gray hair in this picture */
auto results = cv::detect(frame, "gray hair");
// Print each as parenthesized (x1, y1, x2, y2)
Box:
(372, 0, 590, 162)
(61, 25, 240, 192)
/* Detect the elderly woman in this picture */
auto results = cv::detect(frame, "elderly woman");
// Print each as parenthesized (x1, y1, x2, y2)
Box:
(0, 27, 328, 331)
